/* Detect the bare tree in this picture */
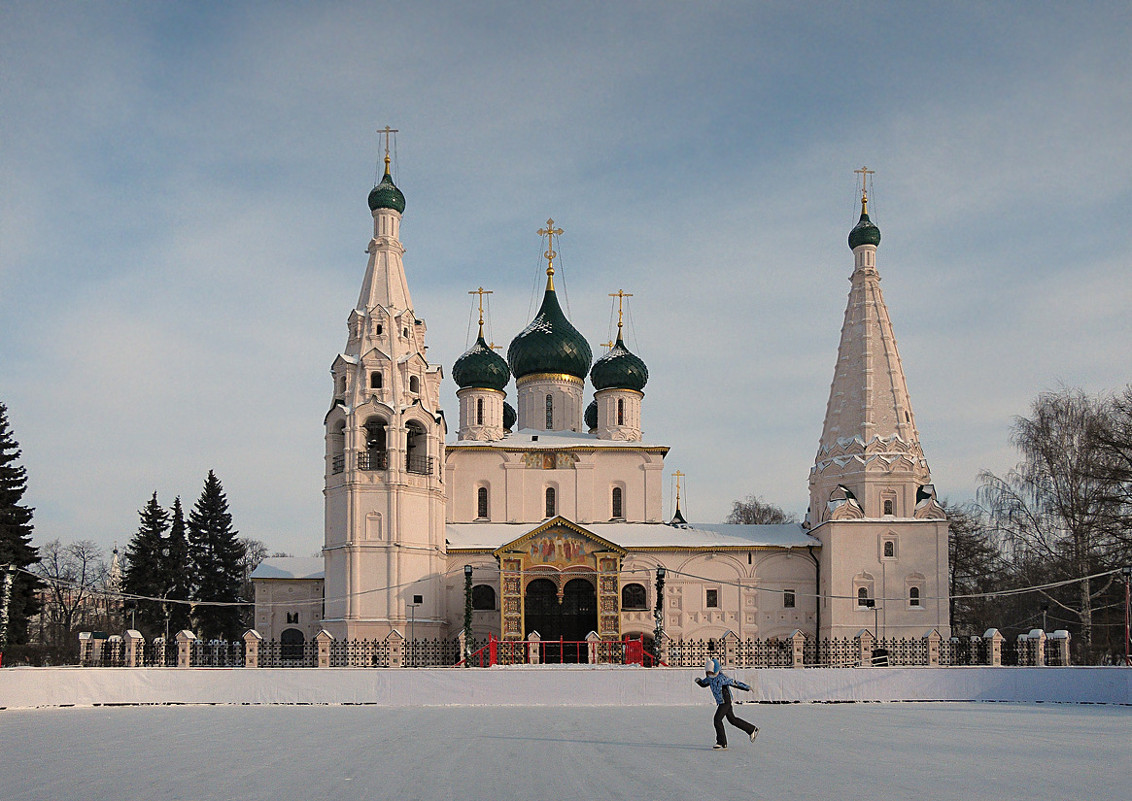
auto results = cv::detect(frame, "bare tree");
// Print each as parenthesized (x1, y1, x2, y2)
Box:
(979, 388, 1123, 660)
(725, 495, 797, 525)
(33, 539, 108, 648)
(943, 501, 1004, 636)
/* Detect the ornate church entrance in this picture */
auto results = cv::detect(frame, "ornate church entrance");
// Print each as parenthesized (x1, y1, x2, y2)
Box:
(523, 577, 597, 662)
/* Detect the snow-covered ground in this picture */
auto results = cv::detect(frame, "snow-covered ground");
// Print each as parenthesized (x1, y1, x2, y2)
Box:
(1, 702, 1127, 800)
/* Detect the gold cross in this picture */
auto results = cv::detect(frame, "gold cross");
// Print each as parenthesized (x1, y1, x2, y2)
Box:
(673, 470, 685, 504)
(608, 289, 633, 335)
(468, 287, 493, 329)
(600, 340, 615, 353)
(378, 125, 399, 171)
(854, 165, 875, 204)
(537, 219, 564, 286)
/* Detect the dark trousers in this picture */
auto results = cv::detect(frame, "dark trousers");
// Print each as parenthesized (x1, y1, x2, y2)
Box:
(713, 701, 755, 746)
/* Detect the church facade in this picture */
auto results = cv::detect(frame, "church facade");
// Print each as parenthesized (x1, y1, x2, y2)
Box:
(252, 156, 951, 653)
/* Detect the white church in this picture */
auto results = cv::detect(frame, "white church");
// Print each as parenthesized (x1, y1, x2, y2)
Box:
(252, 151, 951, 656)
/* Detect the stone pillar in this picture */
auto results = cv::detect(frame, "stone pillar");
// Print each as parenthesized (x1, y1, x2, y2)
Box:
(457, 630, 467, 666)
(791, 629, 806, 668)
(586, 631, 600, 664)
(984, 628, 1003, 667)
(925, 629, 941, 667)
(527, 631, 541, 665)
(856, 629, 874, 667)
(721, 630, 739, 667)
(386, 630, 404, 668)
(175, 630, 196, 668)
(78, 632, 93, 666)
(1030, 629, 1047, 667)
(124, 630, 144, 668)
(658, 634, 670, 666)
(243, 630, 262, 668)
(315, 629, 334, 668)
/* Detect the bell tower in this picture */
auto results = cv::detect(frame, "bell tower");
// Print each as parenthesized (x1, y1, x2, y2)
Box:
(322, 129, 448, 640)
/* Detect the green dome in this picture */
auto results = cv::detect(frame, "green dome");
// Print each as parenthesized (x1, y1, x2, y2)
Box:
(368, 170, 406, 214)
(590, 334, 648, 392)
(584, 399, 597, 431)
(452, 334, 509, 391)
(848, 210, 881, 250)
(507, 286, 592, 380)
(503, 402, 516, 431)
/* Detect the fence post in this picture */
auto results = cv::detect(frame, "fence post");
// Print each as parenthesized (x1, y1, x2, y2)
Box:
(124, 630, 144, 667)
(175, 630, 196, 668)
(1029, 629, 1046, 667)
(457, 630, 467, 666)
(243, 629, 261, 668)
(78, 632, 93, 666)
(856, 629, 874, 667)
(315, 629, 334, 668)
(1050, 630, 1070, 666)
(925, 629, 941, 667)
(386, 629, 404, 668)
(586, 631, 600, 664)
(658, 633, 671, 666)
(984, 628, 1002, 666)
(791, 629, 806, 668)
(527, 631, 541, 665)
(721, 630, 739, 667)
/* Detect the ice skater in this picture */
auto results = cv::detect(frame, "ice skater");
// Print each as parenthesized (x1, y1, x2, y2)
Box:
(695, 657, 758, 749)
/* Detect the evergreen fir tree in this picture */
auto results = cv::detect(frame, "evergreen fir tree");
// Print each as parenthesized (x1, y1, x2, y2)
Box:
(164, 496, 192, 636)
(186, 471, 244, 640)
(121, 492, 170, 638)
(0, 402, 41, 646)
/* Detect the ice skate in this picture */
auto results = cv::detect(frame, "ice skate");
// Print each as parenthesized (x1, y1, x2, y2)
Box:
(713, 743, 727, 750)
(750, 727, 759, 742)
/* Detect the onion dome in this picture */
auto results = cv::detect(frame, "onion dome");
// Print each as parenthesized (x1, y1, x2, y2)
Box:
(848, 198, 881, 250)
(590, 333, 648, 392)
(584, 399, 597, 430)
(452, 334, 509, 391)
(368, 161, 406, 214)
(503, 402, 517, 431)
(507, 286, 592, 380)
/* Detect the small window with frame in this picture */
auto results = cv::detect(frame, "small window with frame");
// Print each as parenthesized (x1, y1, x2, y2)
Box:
(705, 588, 719, 609)
(783, 589, 796, 609)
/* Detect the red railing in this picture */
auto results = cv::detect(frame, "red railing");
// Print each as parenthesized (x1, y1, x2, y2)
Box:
(456, 633, 658, 667)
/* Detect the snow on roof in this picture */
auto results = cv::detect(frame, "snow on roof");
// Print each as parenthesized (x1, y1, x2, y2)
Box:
(451, 428, 667, 449)
(251, 557, 324, 580)
(446, 521, 818, 551)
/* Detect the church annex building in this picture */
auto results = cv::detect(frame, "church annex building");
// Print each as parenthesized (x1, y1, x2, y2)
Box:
(251, 153, 951, 658)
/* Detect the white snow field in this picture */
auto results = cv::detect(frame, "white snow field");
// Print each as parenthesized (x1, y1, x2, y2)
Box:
(1, 702, 1129, 801)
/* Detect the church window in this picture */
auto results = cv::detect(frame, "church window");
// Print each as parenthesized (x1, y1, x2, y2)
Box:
(403, 327, 408, 338)
(409, 375, 420, 394)
(622, 583, 647, 610)
(883, 540, 895, 558)
(545, 487, 556, 518)
(783, 589, 796, 609)
(883, 499, 894, 515)
(337, 376, 347, 396)
(472, 584, 496, 611)
(617, 398, 624, 426)
(705, 588, 719, 608)
(477, 487, 489, 519)
(857, 587, 870, 607)
(909, 586, 921, 607)
(375, 323, 383, 336)
(476, 398, 484, 426)
(370, 372, 383, 389)
(405, 421, 429, 474)
(286, 612, 299, 624)
(545, 394, 553, 429)
(611, 487, 623, 519)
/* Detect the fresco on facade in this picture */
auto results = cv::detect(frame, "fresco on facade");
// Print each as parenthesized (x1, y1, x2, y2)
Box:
(526, 529, 597, 565)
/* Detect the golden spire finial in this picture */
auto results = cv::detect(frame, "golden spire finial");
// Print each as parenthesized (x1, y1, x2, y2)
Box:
(378, 125, 399, 175)
(608, 289, 633, 340)
(854, 165, 875, 214)
(674, 470, 685, 509)
(468, 286, 493, 339)
(537, 218, 564, 291)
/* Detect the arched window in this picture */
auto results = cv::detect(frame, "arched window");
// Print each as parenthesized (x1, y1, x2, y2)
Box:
(857, 587, 870, 607)
(611, 486, 623, 519)
(409, 375, 420, 394)
(370, 372, 383, 389)
(545, 487, 556, 518)
(405, 421, 429, 474)
(472, 584, 496, 611)
(280, 628, 305, 660)
(477, 487, 489, 519)
(909, 586, 921, 607)
(883, 499, 894, 515)
(476, 397, 484, 426)
(361, 418, 388, 470)
(883, 541, 895, 558)
(621, 583, 647, 610)
(545, 394, 553, 429)
(337, 375, 347, 396)
(617, 398, 624, 426)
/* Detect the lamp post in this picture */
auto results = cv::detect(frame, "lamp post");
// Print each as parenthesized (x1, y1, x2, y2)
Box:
(653, 566, 666, 657)
(1040, 602, 1049, 633)
(409, 594, 422, 665)
(463, 565, 473, 663)
(1122, 566, 1131, 667)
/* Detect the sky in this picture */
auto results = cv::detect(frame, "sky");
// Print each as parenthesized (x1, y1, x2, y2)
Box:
(2, 2, 1130, 559)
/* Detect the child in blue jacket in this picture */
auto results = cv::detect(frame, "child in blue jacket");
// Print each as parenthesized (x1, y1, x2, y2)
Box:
(695, 658, 759, 749)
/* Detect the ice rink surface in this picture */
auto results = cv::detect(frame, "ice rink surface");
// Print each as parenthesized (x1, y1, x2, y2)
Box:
(1, 702, 1128, 800)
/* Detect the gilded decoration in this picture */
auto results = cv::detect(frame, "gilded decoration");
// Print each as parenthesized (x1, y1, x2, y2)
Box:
(521, 451, 577, 469)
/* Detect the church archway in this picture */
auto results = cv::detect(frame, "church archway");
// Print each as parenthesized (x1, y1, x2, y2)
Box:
(523, 576, 597, 662)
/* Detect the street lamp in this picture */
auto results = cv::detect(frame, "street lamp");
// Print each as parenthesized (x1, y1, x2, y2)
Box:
(1122, 566, 1131, 667)
(1040, 602, 1049, 633)
(409, 594, 423, 665)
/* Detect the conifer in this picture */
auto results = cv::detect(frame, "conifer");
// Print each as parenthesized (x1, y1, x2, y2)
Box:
(0, 403, 40, 646)
(186, 471, 244, 640)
